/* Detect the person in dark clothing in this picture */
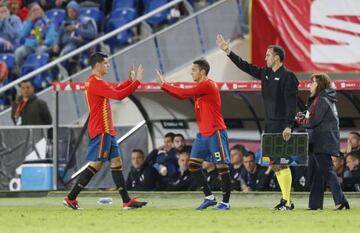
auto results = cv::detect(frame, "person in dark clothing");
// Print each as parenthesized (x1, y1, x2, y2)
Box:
(166, 151, 196, 191)
(217, 34, 298, 210)
(229, 144, 246, 191)
(240, 151, 272, 191)
(297, 73, 349, 210)
(146, 133, 179, 188)
(126, 149, 158, 191)
(342, 132, 360, 155)
(332, 155, 346, 183)
(11, 80, 52, 125)
(173, 133, 192, 154)
(292, 166, 310, 192)
(342, 151, 360, 192)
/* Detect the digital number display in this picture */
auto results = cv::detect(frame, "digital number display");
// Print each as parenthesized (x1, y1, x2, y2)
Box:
(261, 133, 309, 166)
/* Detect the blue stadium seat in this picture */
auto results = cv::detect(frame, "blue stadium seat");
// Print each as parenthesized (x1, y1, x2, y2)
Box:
(21, 53, 51, 91)
(112, 0, 137, 10)
(143, 0, 171, 25)
(0, 53, 15, 70)
(45, 8, 66, 29)
(110, 8, 137, 22)
(105, 18, 134, 47)
(79, 7, 104, 28)
(105, 8, 137, 47)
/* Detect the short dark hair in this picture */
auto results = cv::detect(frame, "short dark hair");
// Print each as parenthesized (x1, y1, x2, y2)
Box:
(20, 80, 32, 86)
(164, 132, 175, 141)
(231, 144, 248, 155)
(193, 59, 210, 75)
(347, 151, 360, 161)
(179, 150, 190, 157)
(89, 52, 108, 68)
(310, 73, 332, 96)
(243, 151, 255, 160)
(174, 133, 185, 140)
(132, 149, 144, 158)
(268, 45, 285, 62)
(349, 131, 360, 138)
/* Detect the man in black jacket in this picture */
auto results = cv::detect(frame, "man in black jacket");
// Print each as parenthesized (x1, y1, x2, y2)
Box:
(126, 149, 158, 191)
(229, 144, 246, 191)
(240, 151, 272, 191)
(217, 34, 298, 210)
(343, 152, 360, 192)
(11, 80, 52, 125)
(166, 151, 196, 191)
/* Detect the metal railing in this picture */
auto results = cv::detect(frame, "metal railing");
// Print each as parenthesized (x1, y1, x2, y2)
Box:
(0, 0, 243, 126)
(0, 0, 186, 94)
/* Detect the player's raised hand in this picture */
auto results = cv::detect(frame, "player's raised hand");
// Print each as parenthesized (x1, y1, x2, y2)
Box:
(136, 64, 143, 82)
(216, 34, 230, 55)
(155, 69, 165, 86)
(282, 127, 292, 141)
(128, 64, 135, 81)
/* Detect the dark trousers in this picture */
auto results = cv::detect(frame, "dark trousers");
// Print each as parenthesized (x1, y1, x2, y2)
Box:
(308, 153, 347, 209)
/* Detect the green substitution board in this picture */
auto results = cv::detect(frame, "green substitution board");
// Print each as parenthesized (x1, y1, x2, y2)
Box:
(261, 133, 308, 166)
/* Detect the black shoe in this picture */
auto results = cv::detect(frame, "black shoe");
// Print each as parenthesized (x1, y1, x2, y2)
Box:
(273, 199, 295, 211)
(307, 207, 323, 211)
(123, 196, 147, 210)
(335, 202, 350, 210)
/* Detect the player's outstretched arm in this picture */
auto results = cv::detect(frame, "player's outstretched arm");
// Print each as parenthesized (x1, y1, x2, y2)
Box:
(115, 64, 136, 90)
(113, 64, 143, 100)
(155, 69, 211, 100)
(216, 34, 262, 80)
(155, 69, 187, 99)
(89, 68, 141, 100)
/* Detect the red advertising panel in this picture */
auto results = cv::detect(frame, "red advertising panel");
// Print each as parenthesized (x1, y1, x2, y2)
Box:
(251, 0, 360, 72)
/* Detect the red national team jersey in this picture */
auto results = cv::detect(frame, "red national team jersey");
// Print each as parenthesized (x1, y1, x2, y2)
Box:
(85, 75, 140, 139)
(162, 79, 227, 136)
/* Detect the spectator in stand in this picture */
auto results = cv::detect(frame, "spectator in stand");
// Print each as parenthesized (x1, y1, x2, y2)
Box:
(145, 132, 179, 187)
(202, 161, 221, 191)
(342, 132, 360, 155)
(166, 151, 195, 191)
(240, 151, 272, 192)
(54, 0, 69, 9)
(52, 1, 97, 73)
(77, 0, 101, 7)
(11, 80, 52, 125)
(126, 149, 158, 191)
(229, 144, 246, 191)
(0, 3, 22, 52)
(173, 133, 192, 154)
(15, 3, 56, 67)
(7, 0, 29, 22)
(342, 151, 360, 192)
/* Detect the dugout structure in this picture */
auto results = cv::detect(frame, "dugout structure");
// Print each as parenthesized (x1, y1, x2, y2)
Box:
(52, 80, 360, 188)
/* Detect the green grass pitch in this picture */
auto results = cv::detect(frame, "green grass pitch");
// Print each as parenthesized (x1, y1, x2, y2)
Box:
(0, 192, 359, 233)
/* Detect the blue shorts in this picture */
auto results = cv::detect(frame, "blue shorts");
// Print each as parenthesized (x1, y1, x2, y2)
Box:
(191, 130, 230, 164)
(86, 133, 122, 162)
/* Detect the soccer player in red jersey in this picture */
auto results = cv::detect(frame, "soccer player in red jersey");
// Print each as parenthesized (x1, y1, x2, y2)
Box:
(63, 52, 147, 210)
(156, 59, 232, 210)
